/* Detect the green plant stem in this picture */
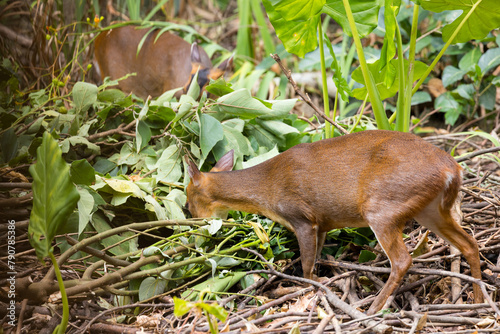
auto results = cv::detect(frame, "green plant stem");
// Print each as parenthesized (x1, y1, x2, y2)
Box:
(318, 21, 331, 138)
(412, 0, 481, 95)
(402, 4, 420, 133)
(341, 0, 390, 130)
(50, 252, 68, 334)
(394, 8, 406, 132)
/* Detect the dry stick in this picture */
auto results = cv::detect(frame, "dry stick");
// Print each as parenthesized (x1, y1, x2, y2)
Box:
(270, 54, 349, 136)
(77, 303, 173, 334)
(312, 313, 335, 334)
(318, 259, 500, 317)
(242, 248, 392, 334)
(455, 146, 500, 163)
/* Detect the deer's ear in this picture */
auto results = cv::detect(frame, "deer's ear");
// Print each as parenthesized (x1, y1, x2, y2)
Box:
(211, 150, 234, 172)
(186, 157, 201, 185)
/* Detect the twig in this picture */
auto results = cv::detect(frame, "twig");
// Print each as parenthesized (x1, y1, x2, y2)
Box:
(242, 248, 392, 334)
(270, 54, 349, 135)
(455, 146, 500, 163)
(319, 258, 500, 317)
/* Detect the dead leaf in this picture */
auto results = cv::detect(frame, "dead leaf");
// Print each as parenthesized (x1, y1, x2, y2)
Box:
(428, 78, 446, 98)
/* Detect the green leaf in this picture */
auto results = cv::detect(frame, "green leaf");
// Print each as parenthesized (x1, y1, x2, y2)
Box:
(70, 159, 95, 186)
(136, 120, 152, 152)
(478, 47, 500, 74)
(459, 48, 482, 72)
(351, 59, 429, 101)
(442, 65, 467, 87)
(205, 78, 235, 97)
(181, 272, 246, 301)
(162, 189, 187, 220)
(420, 0, 500, 44)
(479, 83, 496, 110)
(323, 0, 382, 38)
(1, 128, 18, 163)
(155, 145, 183, 183)
(216, 89, 274, 118)
(198, 302, 228, 322)
(411, 91, 432, 105)
(139, 277, 167, 301)
(269, 0, 325, 21)
(76, 186, 94, 236)
(173, 297, 193, 317)
(91, 211, 138, 255)
(263, 0, 320, 58)
(242, 145, 279, 169)
(323, 34, 351, 101)
(455, 83, 476, 100)
(359, 250, 376, 263)
(200, 114, 224, 158)
(379, 0, 398, 80)
(29, 132, 80, 261)
(435, 92, 462, 125)
(72, 82, 98, 114)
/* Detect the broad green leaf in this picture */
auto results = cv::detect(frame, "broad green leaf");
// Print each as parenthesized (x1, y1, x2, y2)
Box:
(242, 145, 279, 169)
(359, 250, 376, 263)
(72, 82, 98, 114)
(379, 0, 399, 85)
(144, 194, 168, 220)
(76, 186, 94, 236)
(200, 114, 224, 158)
(205, 78, 235, 97)
(245, 122, 283, 150)
(212, 124, 253, 166)
(411, 91, 432, 105)
(420, 0, 500, 44)
(258, 99, 298, 120)
(216, 89, 273, 118)
(181, 272, 246, 301)
(263, 0, 320, 58)
(435, 92, 462, 125)
(91, 211, 138, 255)
(1, 128, 18, 162)
(136, 120, 152, 152)
(479, 84, 496, 110)
(102, 177, 144, 198)
(478, 47, 500, 74)
(29, 132, 80, 261)
(351, 59, 429, 101)
(455, 83, 476, 100)
(173, 297, 193, 317)
(61, 136, 100, 155)
(70, 159, 95, 186)
(442, 66, 467, 87)
(459, 48, 482, 72)
(322, 0, 382, 38)
(323, 34, 351, 101)
(139, 277, 167, 301)
(256, 119, 299, 137)
(198, 302, 228, 322)
(155, 145, 183, 183)
(207, 219, 223, 235)
(162, 189, 187, 220)
(269, 0, 325, 21)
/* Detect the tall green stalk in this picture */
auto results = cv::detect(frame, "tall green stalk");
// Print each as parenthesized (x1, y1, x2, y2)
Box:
(318, 21, 332, 138)
(341, 0, 390, 130)
(412, 0, 481, 94)
(400, 4, 420, 133)
(394, 9, 406, 132)
(51, 252, 69, 334)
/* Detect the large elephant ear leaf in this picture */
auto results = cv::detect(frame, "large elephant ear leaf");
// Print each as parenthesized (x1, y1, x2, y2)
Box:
(322, 0, 383, 38)
(29, 132, 80, 262)
(421, 0, 500, 44)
